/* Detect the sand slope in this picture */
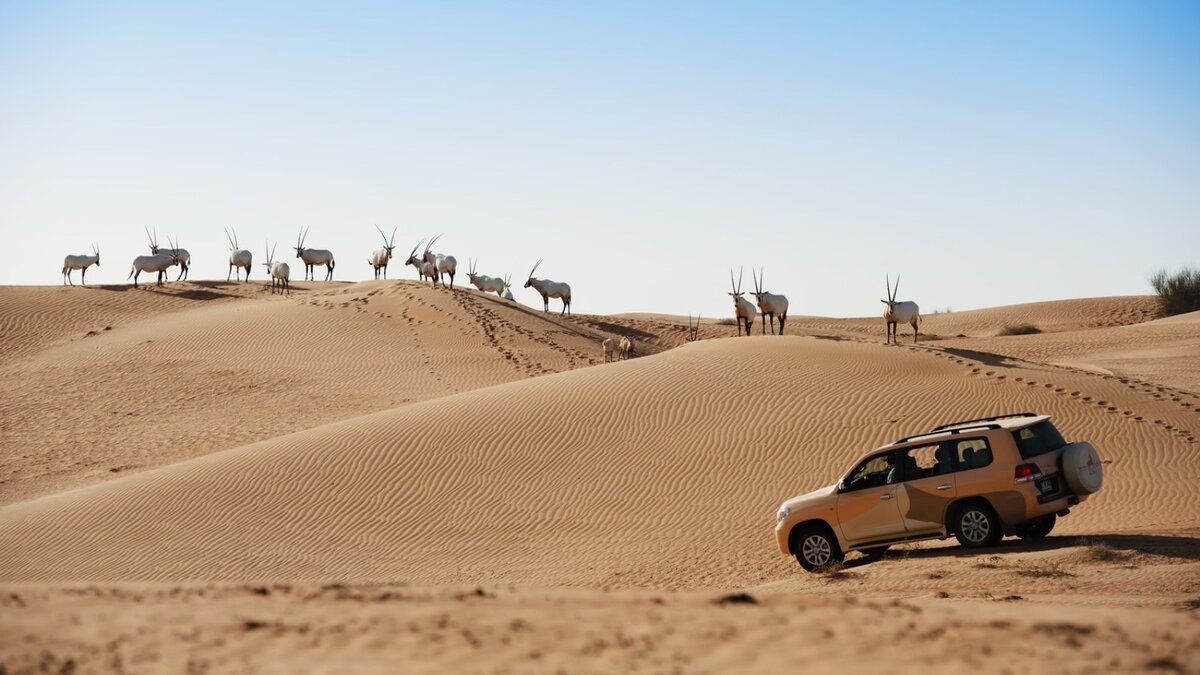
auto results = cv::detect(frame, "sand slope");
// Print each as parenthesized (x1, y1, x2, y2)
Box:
(0, 281, 614, 503)
(2, 336, 1196, 588)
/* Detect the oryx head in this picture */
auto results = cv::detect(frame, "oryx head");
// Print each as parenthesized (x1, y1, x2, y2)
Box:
(524, 259, 542, 289)
(503, 273, 512, 292)
(467, 257, 480, 284)
(751, 268, 770, 303)
(164, 236, 181, 264)
(728, 267, 747, 303)
(405, 239, 425, 267)
(881, 274, 900, 313)
(422, 233, 443, 264)
(376, 225, 397, 260)
(263, 241, 277, 269)
(146, 226, 160, 254)
(225, 227, 240, 253)
(294, 227, 310, 259)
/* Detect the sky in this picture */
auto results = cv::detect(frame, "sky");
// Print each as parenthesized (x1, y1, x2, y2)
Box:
(1, 1, 1197, 317)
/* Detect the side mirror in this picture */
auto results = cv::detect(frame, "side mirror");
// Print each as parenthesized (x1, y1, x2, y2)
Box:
(837, 479, 847, 493)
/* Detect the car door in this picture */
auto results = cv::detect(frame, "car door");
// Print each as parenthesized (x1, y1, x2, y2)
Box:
(836, 451, 906, 545)
(898, 442, 958, 535)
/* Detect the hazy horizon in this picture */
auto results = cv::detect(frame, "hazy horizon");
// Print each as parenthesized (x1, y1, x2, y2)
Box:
(2, 2, 1197, 318)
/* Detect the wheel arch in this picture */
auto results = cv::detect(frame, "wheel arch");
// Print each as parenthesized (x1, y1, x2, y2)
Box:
(786, 518, 841, 555)
(945, 496, 1003, 535)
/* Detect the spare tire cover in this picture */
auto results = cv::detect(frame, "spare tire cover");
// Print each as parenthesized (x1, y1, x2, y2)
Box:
(1062, 442, 1103, 495)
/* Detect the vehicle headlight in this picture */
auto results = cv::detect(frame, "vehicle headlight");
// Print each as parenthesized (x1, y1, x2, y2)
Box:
(776, 506, 789, 526)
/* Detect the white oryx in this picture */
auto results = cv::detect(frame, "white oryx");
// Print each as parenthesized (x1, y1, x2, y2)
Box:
(225, 227, 253, 281)
(501, 274, 514, 301)
(62, 245, 100, 286)
(467, 258, 506, 296)
(405, 240, 439, 285)
(882, 274, 920, 344)
(422, 234, 458, 288)
(147, 227, 191, 281)
(751, 268, 788, 335)
(263, 241, 290, 295)
(368, 225, 398, 280)
(128, 236, 180, 288)
(618, 335, 634, 360)
(728, 267, 756, 337)
(602, 337, 617, 363)
(294, 227, 335, 281)
(524, 259, 571, 314)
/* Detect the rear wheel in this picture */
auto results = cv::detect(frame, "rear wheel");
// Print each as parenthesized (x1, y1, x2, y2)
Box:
(1016, 514, 1056, 540)
(953, 502, 1002, 548)
(792, 525, 845, 572)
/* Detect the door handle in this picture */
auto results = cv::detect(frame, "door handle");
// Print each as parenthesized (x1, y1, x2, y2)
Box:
(936, 484, 953, 491)
(880, 493, 895, 500)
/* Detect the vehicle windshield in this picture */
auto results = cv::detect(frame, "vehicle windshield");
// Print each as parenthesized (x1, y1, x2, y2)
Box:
(1012, 421, 1067, 459)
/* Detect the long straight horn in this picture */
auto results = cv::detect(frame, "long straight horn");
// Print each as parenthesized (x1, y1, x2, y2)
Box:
(527, 258, 542, 280)
(224, 227, 235, 249)
(270, 242, 277, 263)
(738, 266, 744, 294)
(375, 224, 389, 245)
(389, 226, 397, 248)
(231, 228, 238, 250)
(408, 239, 424, 260)
(886, 274, 892, 302)
(730, 268, 736, 293)
(892, 275, 900, 301)
(427, 233, 443, 250)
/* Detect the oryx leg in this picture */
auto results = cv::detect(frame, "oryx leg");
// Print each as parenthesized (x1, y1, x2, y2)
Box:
(911, 319, 919, 344)
(542, 294, 549, 312)
(65, 269, 73, 286)
(778, 313, 786, 335)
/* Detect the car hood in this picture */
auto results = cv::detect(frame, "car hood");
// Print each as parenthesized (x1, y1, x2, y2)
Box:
(781, 483, 838, 511)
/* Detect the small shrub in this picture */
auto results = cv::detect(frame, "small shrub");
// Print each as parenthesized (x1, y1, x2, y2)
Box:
(716, 318, 737, 326)
(997, 324, 1042, 336)
(1149, 267, 1200, 317)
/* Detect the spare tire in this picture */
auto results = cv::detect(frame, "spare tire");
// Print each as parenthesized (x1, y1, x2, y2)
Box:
(1061, 442, 1103, 495)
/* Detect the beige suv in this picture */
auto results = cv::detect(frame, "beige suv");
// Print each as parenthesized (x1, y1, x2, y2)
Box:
(775, 413, 1103, 571)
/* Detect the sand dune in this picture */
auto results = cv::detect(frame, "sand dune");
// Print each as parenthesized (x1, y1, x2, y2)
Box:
(1, 283, 1197, 673)
(2, 336, 1196, 587)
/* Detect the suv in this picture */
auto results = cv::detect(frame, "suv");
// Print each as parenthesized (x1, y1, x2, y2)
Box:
(775, 413, 1103, 571)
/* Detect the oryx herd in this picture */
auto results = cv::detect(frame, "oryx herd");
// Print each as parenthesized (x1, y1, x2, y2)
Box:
(61, 227, 921, 349)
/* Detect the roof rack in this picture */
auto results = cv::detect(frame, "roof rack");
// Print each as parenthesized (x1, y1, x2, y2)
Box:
(930, 412, 1039, 432)
(891, 423, 1001, 446)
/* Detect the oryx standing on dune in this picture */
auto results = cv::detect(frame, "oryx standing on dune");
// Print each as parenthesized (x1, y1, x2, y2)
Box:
(467, 258, 506, 296)
(294, 227, 335, 281)
(524, 259, 571, 314)
(882, 274, 920, 344)
(225, 228, 253, 281)
(422, 234, 457, 288)
(728, 267, 756, 337)
(62, 245, 100, 286)
(501, 274, 514, 301)
(751, 268, 788, 335)
(368, 225, 398, 280)
(128, 237, 179, 288)
(405, 240, 439, 285)
(264, 241, 290, 295)
(147, 228, 191, 281)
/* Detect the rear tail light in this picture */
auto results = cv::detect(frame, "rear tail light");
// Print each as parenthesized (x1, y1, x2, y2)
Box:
(1015, 463, 1043, 484)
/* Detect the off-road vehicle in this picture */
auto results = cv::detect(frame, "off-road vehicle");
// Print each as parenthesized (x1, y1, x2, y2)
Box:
(775, 413, 1103, 571)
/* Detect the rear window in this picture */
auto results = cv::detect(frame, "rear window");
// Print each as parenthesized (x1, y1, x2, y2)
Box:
(1012, 421, 1067, 459)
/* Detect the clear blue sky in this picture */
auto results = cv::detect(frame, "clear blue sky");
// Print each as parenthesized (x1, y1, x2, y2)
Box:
(1, 1, 1197, 317)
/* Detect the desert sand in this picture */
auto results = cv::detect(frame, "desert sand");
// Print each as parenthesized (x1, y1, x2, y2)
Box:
(1, 281, 1197, 673)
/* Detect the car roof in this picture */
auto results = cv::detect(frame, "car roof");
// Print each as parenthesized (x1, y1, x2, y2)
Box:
(870, 413, 1052, 453)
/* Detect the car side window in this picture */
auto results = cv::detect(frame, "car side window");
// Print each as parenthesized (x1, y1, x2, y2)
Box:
(844, 454, 894, 491)
(903, 444, 942, 480)
(952, 438, 993, 471)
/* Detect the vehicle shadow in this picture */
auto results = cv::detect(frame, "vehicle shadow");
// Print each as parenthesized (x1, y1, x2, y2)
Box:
(843, 532, 1200, 569)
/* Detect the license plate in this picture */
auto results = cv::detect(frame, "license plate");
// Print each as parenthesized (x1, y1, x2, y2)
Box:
(1037, 477, 1056, 494)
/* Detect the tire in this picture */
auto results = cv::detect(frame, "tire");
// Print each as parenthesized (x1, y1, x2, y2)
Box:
(792, 525, 845, 572)
(1016, 514, 1056, 541)
(860, 546, 890, 558)
(953, 501, 1002, 548)
(1061, 443, 1103, 495)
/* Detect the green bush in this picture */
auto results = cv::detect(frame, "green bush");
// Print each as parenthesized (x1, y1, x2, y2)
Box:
(1149, 267, 1200, 317)
(997, 324, 1042, 336)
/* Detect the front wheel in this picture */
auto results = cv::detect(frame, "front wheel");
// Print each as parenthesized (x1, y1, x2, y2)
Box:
(953, 502, 1002, 548)
(1016, 514, 1056, 540)
(792, 526, 845, 572)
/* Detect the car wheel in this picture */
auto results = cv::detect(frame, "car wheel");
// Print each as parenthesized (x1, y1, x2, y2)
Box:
(1016, 514, 1056, 540)
(792, 526, 844, 572)
(953, 502, 1002, 548)
(860, 546, 890, 558)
